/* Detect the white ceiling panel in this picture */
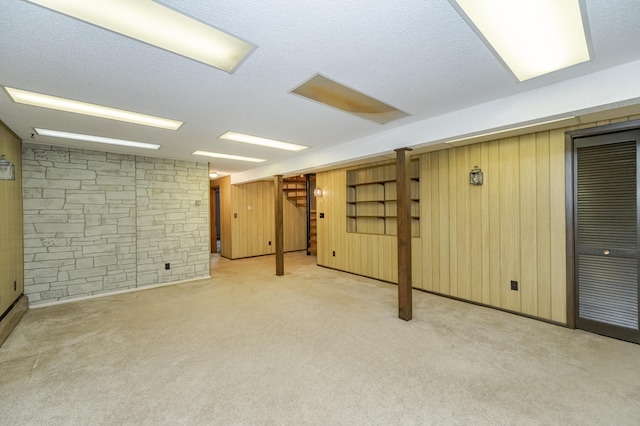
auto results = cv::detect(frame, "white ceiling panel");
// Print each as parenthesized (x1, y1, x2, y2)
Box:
(2, 0, 640, 179)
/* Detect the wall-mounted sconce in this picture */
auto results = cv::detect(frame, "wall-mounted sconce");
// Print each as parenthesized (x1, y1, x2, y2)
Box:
(469, 165, 483, 185)
(0, 155, 15, 180)
(313, 187, 323, 197)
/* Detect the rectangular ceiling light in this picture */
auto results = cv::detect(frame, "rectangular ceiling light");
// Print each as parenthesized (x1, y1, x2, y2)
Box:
(449, 0, 591, 81)
(5, 87, 182, 130)
(220, 131, 309, 152)
(35, 128, 161, 150)
(25, 0, 255, 73)
(192, 150, 266, 163)
(291, 74, 409, 124)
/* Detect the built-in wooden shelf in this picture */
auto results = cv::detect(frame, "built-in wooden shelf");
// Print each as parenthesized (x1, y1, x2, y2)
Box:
(346, 160, 420, 237)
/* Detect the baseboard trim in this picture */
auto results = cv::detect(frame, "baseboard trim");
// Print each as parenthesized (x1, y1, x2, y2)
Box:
(0, 294, 29, 347)
(317, 263, 566, 328)
(29, 276, 212, 309)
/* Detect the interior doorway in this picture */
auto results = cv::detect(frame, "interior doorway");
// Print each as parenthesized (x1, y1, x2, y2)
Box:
(210, 186, 221, 253)
(569, 124, 640, 344)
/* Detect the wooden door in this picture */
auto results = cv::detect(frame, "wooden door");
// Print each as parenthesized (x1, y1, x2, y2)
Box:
(574, 130, 640, 343)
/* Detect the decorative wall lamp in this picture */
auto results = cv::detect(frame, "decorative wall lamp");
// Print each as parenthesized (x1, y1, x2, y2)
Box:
(313, 187, 323, 197)
(0, 155, 15, 180)
(469, 165, 483, 185)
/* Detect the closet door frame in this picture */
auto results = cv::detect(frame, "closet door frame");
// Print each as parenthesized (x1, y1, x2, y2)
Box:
(565, 119, 640, 339)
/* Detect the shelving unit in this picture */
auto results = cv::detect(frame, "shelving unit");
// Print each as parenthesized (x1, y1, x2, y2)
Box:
(346, 160, 420, 237)
(308, 209, 317, 254)
(283, 176, 307, 207)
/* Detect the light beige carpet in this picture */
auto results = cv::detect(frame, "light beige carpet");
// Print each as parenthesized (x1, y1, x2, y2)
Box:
(1, 251, 639, 425)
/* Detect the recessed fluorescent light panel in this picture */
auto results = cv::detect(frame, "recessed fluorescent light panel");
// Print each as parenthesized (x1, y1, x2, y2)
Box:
(5, 87, 182, 130)
(291, 74, 409, 124)
(220, 131, 308, 152)
(192, 150, 266, 163)
(25, 0, 255, 73)
(35, 128, 161, 150)
(449, 0, 591, 81)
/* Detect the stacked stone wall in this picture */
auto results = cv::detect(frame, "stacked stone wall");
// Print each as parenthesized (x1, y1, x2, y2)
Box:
(136, 157, 210, 286)
(22, 144, 209, 305)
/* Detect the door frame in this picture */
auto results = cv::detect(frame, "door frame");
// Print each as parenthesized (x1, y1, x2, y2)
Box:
(565, 119, 640, 330)
(210, 185, 219, 254)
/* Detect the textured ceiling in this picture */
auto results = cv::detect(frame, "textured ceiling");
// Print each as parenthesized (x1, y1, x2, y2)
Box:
(2, 0, 640, 182)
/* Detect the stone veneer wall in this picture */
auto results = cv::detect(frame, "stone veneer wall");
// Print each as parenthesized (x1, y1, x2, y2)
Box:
(22, 144, 210, 305)
(136, 156, 210, 286)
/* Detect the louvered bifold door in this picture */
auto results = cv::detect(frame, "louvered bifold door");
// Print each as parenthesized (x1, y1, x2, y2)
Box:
(575, 130, 640, 344)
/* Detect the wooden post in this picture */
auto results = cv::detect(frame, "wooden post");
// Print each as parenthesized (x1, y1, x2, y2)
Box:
(274, 175, 284, 276)
(396, 148, 412, 321)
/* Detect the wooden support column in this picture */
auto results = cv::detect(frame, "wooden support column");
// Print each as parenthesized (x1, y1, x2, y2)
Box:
(274, 175, 284, 276)
(396, 148, 413, 321)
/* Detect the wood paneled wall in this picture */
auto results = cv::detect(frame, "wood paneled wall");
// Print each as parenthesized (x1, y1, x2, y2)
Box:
(215, 176, 233, 259)
(227, 179, 306, 259)
(283, 195, 307, 253)
(317, 167, 422, 284)
(0, 121, 24, 317)
(419, 133, 566, 321)
(316, 114, 640, 325)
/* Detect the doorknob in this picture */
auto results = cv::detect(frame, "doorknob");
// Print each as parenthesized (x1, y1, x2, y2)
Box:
(603, 249, 610, 255)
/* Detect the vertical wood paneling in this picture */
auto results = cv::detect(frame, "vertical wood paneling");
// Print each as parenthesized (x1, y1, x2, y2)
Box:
(318, 169, 347, 271)
(519, 134, 538, 315)
(549, 129, 567, 323)
(334, 171, 347, 272)
(319, 163, 410, 284)
(0, 121, 23, 317)
(412, 237, 422, 290)
(420, 154, 432, 291)
(310, 115, 640, 325)
(481, 143, 491, 304)
(439, 151, 451, 294)
(217, 176, 232, 258)
(448, 151, 458, 296)
(535, 132, 552, 319)
(456, 146, 471, 299)
(499, 138, 521, 312)
(227, 179, 306, 259)
(410, 125, 594, 321)
(488, 141, 502, 306)
(316, 174, 328, 266)
(469, 144, 483, 303)
(429, 152, 441, 293)
(0, 172, 7, 313)
(283, 197, 306, 252)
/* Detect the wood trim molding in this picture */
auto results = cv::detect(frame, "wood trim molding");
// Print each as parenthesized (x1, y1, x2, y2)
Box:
(0, 295, 28, 347)
(568, 119, 640, 139)
(564, 118, 640, 329)
(564, 132, 576, 329)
